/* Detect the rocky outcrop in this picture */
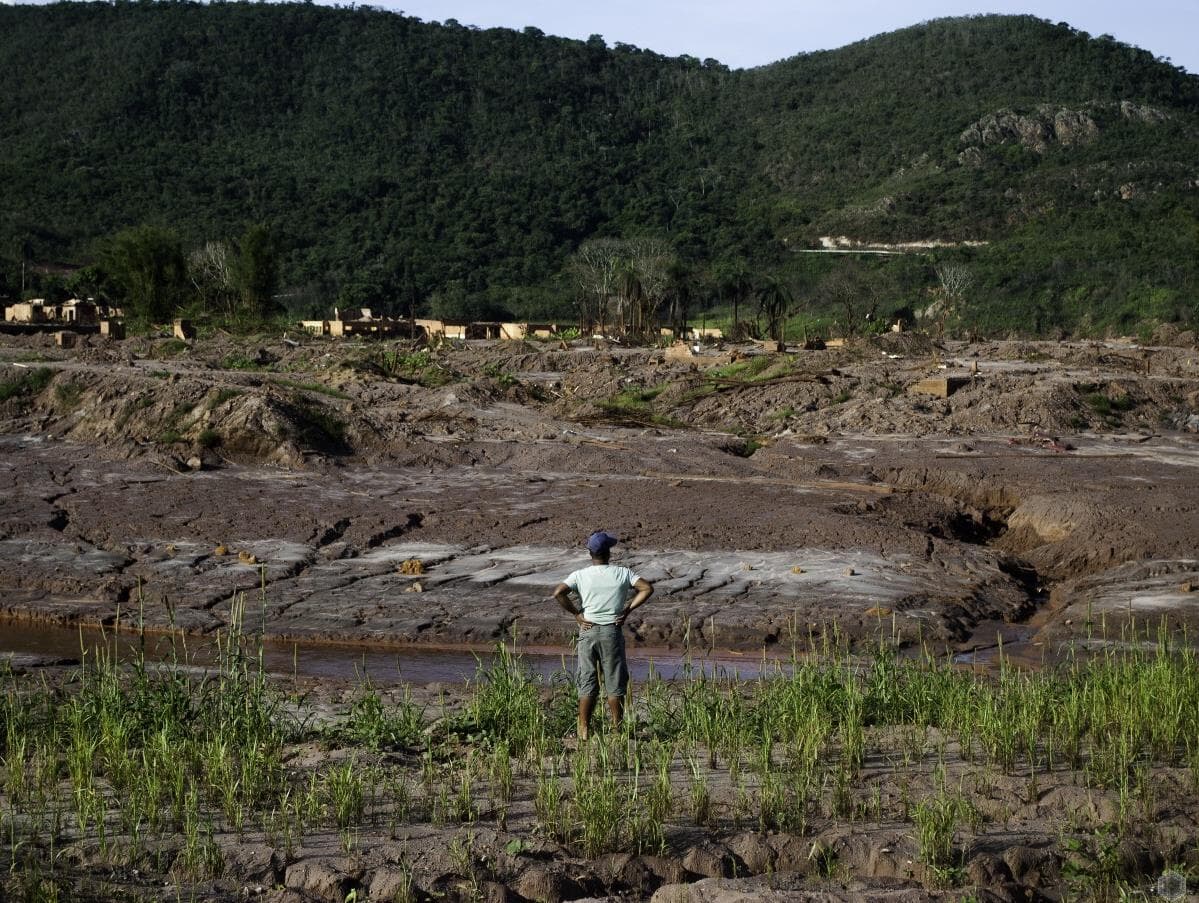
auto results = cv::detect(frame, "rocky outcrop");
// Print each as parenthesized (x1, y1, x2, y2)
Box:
(959, 105, 1098, 153)
(959, 100, 1169, 156)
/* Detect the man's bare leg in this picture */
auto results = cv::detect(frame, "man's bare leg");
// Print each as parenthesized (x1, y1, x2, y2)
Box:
(578, 696, 596, 740)
(607, 696, 623, 729)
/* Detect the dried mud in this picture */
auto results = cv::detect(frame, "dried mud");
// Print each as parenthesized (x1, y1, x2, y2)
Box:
(2, 331, 1198, 657)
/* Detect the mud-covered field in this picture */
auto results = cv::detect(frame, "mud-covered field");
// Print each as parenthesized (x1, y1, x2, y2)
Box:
(2, 328, 1199, 900)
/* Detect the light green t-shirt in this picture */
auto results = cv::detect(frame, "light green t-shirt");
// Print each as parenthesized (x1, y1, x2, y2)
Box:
(563, 564, 642, 625)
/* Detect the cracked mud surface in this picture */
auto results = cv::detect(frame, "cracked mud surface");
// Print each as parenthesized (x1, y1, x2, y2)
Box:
(1, 328, 1198, 661)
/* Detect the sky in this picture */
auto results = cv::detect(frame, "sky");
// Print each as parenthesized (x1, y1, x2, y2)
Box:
(371, 0, 1198, 74)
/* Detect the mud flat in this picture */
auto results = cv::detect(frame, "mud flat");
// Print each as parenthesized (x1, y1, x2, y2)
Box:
(1, 425, 1197, 658)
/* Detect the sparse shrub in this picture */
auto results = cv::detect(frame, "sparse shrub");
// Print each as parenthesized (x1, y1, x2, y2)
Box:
(158, 338, 190, 357)
(1083, 391, 1134, 416)
(340, 681, 425, 750)
(219, 353, 262, 371)
(595, 384, 679, 427)
(208, 388, 243, 409)
(53, 380, 84, 409)
(914, 777, 970, 884)
(372, 349, 455, 387)
(483, 361, 517, 387)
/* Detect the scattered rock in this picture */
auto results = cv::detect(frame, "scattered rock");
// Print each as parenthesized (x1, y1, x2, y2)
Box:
(510, 862, 585, 903)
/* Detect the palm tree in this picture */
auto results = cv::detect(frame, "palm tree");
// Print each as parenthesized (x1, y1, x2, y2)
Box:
(715, 259, 753, 339)
(756, 274, 792, 343)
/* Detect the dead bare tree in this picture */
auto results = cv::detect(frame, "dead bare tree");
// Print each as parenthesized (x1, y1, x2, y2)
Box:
(933, 263, 974, 337)
(568, 238, 622, 333)
(625, 237, 676, 339)
(818, 268, 879, 338)
(570, 237, 676, 339)
(188, 241, 236, 319)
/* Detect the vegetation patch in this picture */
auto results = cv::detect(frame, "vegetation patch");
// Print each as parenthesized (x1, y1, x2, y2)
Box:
(1083, 391, 1135, 416)
(2, 623, 1197, 899)
(158, 339, 191, 358)
(708, 356, 776, 382)
(53, 380, 84, 410)
(157, 400, 197, 445)
(207, 387, 243, 409)
(0, 367, 53, 404)
(482, 361, 517, 388)
(723, 436, 764, 457)
(218, 353, 264, 371)
(358, 349, 457, 387)
(593, 384, 681, 428)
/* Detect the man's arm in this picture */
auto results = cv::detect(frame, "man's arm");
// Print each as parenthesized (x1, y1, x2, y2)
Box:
(615, 578, 653, 625)
(553, 582, 594, 629)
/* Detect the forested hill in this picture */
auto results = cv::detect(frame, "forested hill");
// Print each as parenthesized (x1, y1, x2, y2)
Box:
(1, 3, 1196, 334)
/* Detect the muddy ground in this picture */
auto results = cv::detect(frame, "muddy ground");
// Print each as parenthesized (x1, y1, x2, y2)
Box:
(2, 328, 1199, 900)
(1, 329, 1197, 657)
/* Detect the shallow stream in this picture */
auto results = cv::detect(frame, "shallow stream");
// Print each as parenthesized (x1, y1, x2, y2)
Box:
(0, 620, 790, 683)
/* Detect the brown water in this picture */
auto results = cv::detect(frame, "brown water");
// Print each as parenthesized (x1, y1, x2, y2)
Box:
(0, 621, 788, 684)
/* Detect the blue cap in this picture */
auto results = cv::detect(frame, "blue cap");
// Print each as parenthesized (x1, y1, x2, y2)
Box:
(586, 531, 619, 555)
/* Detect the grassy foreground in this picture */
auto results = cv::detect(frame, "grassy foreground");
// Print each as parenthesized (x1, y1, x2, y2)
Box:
(3, 602, 1199, 900)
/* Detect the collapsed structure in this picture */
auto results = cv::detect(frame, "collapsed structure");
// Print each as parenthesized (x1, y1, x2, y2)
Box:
(301, 308, 563, 341)
(4, 298, 122, 325)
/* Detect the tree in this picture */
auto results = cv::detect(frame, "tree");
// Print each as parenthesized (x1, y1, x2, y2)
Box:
(623, 237, 676, 338)
(663, 260, 697, 339)
(569, 237, 677, 338)
(933, 263, 974, 336)
(232, 224, 279, 325)
(188, 240, 236, 318)
(100, 225, 187, 324)
(568, 238, 623, 333)
(817, 265, 881, 338)
(755, 274, 792, 342)
(714, 259, 754, 339)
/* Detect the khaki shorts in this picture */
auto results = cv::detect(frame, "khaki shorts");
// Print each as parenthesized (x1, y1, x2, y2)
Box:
(576, 624, 629, 699)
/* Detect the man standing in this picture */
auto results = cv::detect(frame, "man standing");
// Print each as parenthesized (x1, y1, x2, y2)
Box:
(552, 531, 654, 740)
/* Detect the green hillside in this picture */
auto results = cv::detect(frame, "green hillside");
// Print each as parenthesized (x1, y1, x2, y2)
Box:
(0, 3, 1196, 335)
